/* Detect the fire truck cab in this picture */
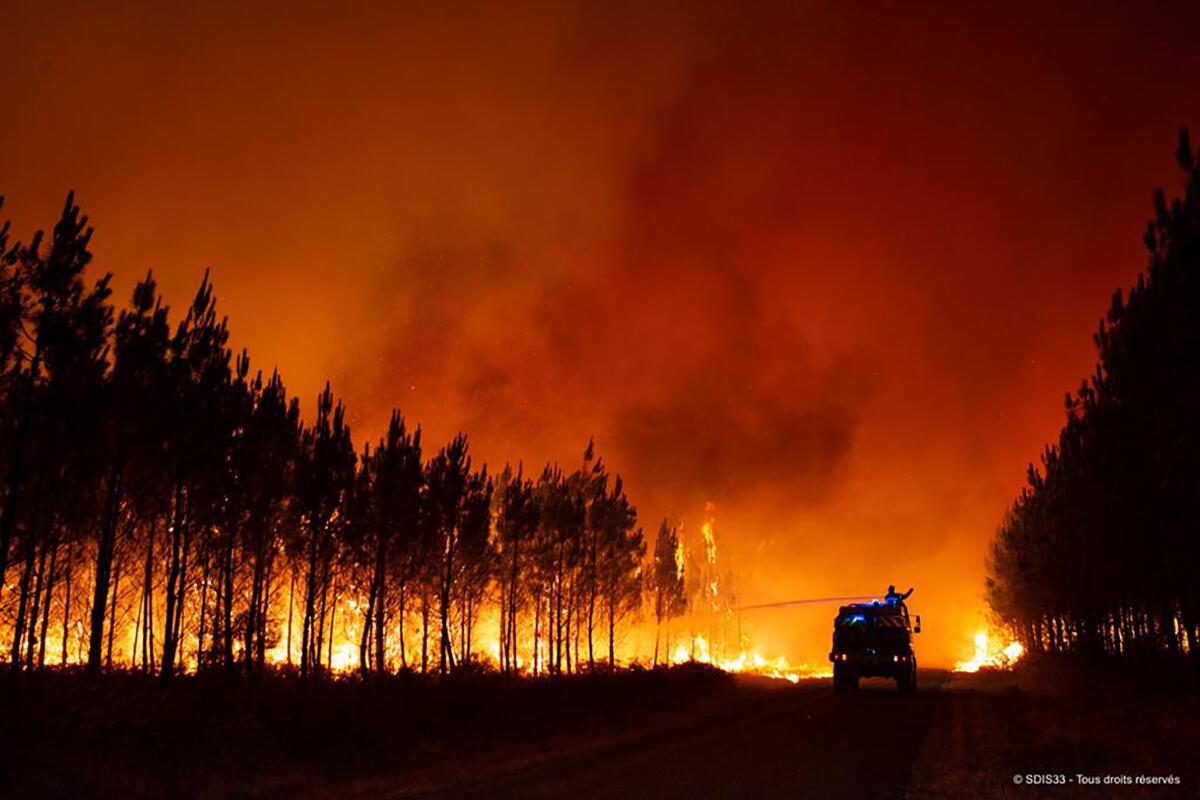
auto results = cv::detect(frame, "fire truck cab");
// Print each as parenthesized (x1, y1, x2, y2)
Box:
(829, 601, 920, 693)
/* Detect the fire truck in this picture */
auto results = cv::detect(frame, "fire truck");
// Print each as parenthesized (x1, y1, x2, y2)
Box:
(829, 601, 920, 693)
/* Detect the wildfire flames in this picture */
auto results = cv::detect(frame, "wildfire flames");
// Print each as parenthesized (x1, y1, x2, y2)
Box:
(669, 633, 830, 683)
(661, 506, 830, 683)
(954, 630, 1024, 673)
(15, 500, 887, 684)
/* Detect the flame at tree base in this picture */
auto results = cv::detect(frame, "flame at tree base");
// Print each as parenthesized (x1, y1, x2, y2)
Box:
(669, 634, 832, 683)
(954, 631, 1024, 673)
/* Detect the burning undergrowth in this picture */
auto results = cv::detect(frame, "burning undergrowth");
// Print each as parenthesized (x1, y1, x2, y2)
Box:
(953, 630, 1024, 673)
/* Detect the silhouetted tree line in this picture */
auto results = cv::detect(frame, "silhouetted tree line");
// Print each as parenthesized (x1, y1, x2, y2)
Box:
(0, 193, 670, 683)
(987, 130, 1200, 670)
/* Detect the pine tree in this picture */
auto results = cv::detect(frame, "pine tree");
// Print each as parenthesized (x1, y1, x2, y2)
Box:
(161, 272, 233, 684)
(987, 130, 1200, 670)
(296, 383, 356, 682)
(358, 409, 422, 674)
(495, 464, 539, 674)
(594, 476, 643, 669)
(651, 520, 686, 667)
(3, 193, 113, 673)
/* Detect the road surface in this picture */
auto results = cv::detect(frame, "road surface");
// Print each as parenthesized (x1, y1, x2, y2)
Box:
(393, 672, 949, 799)
(8, 668, 1193, 797)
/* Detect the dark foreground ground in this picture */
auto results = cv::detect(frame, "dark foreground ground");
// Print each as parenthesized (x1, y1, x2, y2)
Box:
(2, 662, 1196, 798)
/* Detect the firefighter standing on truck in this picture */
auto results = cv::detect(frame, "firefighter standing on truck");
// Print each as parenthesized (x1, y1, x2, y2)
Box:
(884, 585, 913, 608)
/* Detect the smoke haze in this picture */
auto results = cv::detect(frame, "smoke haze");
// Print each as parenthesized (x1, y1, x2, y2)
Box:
(4, 0, 1200, 664)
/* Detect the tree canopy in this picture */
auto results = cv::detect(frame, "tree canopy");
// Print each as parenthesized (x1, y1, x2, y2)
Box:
(986, 130, 1200, 672)
(0, 194, 650, 680)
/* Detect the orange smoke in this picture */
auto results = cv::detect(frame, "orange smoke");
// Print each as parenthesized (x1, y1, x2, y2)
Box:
(3, 2, 1200, 669)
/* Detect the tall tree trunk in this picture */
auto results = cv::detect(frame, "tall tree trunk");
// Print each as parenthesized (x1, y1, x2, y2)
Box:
(574, 601, 581, 673)
(300, 522, 320, 682)
(87, 459, 123, 673)
(221, 527, 235, 674)
(256, 554, 271, 671)
(533, 592, 541, 676)
(286, 565, 295, 667)
(608, 598, 616, 670)
(553, 550, 563, 674)
(463, 594, 472, 662)
(499, 588, 507, 672)
(326, 577, 338, 671)
(372, 522, 388, 673)
(457, 594, 466, 664)
(359, 574, 376, 677)
(398, 579, 407, 669)
(61, 538, 74, 666)
(565, 579, 574, 675)
(161, 480, 184, 682)
(197, 547, 210, 671)
(131, 562, 144, 669)
(420, 590, 429, 673)
(315, 556, 331, 671)
(106, 553, 122, 667)
(161, 481, 191, 685)
(140, 519, 156, 673)
(245, 552, 259, 676)
(587, 578, 597, 672)
(11, 528, 39, 672)
(37, 541, 59, 669)
(25, 536, 50, 668)
(506, 543, 519, 674)
(172, 502, 192, 672)
(439, 529, 456, 674)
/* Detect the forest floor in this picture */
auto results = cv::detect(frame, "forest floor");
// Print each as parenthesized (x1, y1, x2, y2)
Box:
(1, 661, 1196, 798)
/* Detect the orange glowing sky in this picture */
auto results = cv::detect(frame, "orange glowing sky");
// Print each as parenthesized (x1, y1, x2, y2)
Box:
(4, 1, 1200, 666)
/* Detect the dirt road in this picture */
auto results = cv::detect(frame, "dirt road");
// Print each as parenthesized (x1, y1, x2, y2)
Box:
(8, 667, 1193, 798)
(397, 673, 949, 799)
(384, 668, 1198, 799)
